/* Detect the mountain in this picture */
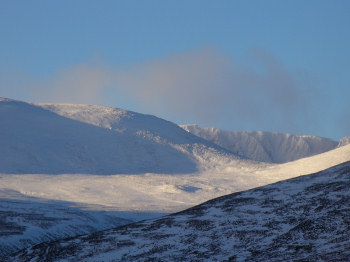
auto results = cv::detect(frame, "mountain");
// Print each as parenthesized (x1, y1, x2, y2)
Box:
(11, 161, 350, 261)
(0, 190, 137, 257)
(0, 98, 235, 175)
(1, 144, 350, 218)
(2, 97, 350, 259)
(0, 97, 237, 256)
(339, 136, 350, 147)
(181, 124, 338, 163)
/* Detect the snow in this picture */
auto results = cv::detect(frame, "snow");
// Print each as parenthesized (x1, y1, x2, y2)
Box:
(338, 136, 350, 147)
(0, 190, 136, 257)
(1, 97, 349, 214)
(1, 97, 350, 257)
(0, 99, 234, 175)
(1, 142, 350, 215)
(181, 124, 339, 163)
(11, 162, 350, 261)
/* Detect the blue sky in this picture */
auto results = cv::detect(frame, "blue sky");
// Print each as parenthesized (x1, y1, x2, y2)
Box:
(1, 0, 349, 140)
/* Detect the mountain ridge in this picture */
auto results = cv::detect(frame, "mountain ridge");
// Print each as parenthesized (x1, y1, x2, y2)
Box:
(0, 98, 237, 175)
(181, 124, 340, 163)
(1, 97, 350, 260)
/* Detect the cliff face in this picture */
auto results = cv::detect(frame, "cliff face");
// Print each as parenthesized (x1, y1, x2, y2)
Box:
(181, 124, 338, 163)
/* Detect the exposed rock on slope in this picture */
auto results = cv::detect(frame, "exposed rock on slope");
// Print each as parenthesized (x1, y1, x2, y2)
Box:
(11, 161, 350, 261)
(182, 124, 338, 163)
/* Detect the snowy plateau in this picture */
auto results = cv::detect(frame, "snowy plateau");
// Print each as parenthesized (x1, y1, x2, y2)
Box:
(1, 97, 350, 261)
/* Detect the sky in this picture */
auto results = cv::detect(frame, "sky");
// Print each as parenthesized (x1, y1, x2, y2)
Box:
(0, 0, 349, 140)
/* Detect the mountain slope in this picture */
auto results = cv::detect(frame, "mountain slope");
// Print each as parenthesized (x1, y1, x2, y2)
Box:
(2, 98, 350, 260)
(1, 145, 350, 215)
(339, 136, 350, 147)
(11, 161, 350, 261)
(0, 190, 137, 257)
(1, 98, 349, 214)
(0, 98, 235, 175)
(181, 124, 338, 163)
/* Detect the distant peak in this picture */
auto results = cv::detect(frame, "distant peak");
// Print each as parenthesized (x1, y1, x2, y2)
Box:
(339, 137, 350, 147)
(180, 124, 199, 128)
(0, 97, 15, 102)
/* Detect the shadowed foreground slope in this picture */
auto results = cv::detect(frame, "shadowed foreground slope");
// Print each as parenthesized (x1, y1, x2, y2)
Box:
(11, 161, 350, 261)
(0, 190, 136, 257)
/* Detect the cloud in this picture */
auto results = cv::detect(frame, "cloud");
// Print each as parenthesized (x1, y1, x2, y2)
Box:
(116, 47, 234, 122)
(32, 64, 112, 105)
(116, 47, 313, 132)
(0, 47, 323, 135)
(0, 63, 112, 105)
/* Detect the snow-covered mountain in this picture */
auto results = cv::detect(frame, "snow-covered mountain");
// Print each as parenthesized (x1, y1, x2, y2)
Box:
(339, 136, 350, 147)
(2, 144, 350, 216)
(0, 98, 235, 175)
(11, 161, 350, 261)
(0, 97, 237, 257)
(2, 144, 350, 258)
(1, 97, 350, 259)
(181, 124, 339, 163)
(0, 190, 137, 257)
(1, 97, 350, 216)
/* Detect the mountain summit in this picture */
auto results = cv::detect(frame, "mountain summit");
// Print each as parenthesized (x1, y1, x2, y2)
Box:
(0, 98, 234, 175)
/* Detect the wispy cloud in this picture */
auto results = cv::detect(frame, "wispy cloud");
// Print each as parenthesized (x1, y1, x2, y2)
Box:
(0, 63, 112, 105)
(116, 47, 314, 132)
(0, 47, 329, 135)
(116, 47, 234, 122)
(32, 64, 112, 105)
